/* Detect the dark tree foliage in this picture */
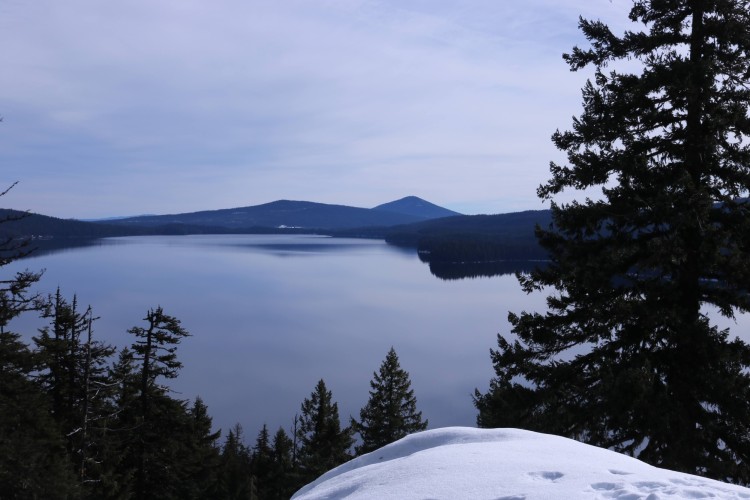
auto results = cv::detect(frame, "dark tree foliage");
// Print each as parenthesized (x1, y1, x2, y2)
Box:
(129, 306, 191, 412)
(0, 185, 43, 334)
(251, 424, 273, 498)
(0, 324, 78, 499)
(181, 397, 222, 498)
(122, 307, 198, 498)
(34, 289, 117, 488)
(216, 424, 255, 500)
(0, 184, 78, 498)
(475, 0, 750, 484)
(268, 427, 297, 499)
(296, 379, 353, 484)
(0, 184, 233, 498)
(93, 347, 140, 499)
(352, 347, 428, 455)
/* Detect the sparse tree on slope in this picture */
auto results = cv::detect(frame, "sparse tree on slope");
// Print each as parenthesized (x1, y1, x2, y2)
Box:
(475, 0, 750, 484)
(352, 347, 427, 455)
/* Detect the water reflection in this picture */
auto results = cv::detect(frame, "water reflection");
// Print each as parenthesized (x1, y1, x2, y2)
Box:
(425, 260, 547, 280)
(6, 234, 749, 438)
(6, 234, 545, 437)
(20, 237, 123, 260)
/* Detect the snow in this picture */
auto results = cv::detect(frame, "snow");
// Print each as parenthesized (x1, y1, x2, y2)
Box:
(292, 427, 750, 500)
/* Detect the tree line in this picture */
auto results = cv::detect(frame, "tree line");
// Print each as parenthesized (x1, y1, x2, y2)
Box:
(0, 218, 427, 499)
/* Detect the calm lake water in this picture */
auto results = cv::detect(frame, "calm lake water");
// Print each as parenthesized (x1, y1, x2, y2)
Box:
(7, 234, 749, 438)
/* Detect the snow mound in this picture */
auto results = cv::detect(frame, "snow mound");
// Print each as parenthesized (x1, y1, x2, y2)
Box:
(292, 427, 750, 500)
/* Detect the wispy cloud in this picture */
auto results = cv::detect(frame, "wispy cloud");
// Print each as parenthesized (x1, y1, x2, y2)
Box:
(0, 0, 633, 217)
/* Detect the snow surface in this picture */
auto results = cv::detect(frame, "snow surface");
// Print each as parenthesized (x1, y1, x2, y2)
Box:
(292, 427, 750, 500)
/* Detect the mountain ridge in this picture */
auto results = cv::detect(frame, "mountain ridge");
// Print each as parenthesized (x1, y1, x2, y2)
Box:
(0, 199, 551, 268)
(102, 196, 460, 230)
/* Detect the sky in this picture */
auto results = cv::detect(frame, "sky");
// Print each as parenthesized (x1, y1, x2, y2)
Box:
(0, 0, 634, 219)
(292, 427, 750, 499)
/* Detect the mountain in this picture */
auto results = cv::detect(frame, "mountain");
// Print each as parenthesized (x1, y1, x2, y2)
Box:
(292, 427, 750, 499)
(105, 197, 459, 231)
(372, 196, 461, 219)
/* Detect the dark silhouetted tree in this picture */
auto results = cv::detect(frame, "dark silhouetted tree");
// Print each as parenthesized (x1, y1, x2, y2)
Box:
(475, 0, 750, 484)
(216, 424, 254, 500)
(34, 289, 117, 490)
(180, 397, 222, 498)
(0, 321, 78, 498)
(296, 379, 353, 484)
(267, 426, 297, 499)
(122, 307, 194, 498)
(250, 424, 273, 499)
(352, 347, 427, 455)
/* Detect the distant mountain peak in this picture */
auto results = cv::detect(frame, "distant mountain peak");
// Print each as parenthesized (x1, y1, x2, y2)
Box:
(372, 196, 461, 220)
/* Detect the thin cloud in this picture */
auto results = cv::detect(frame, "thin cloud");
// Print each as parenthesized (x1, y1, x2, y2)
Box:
(0, 0, 632, 218)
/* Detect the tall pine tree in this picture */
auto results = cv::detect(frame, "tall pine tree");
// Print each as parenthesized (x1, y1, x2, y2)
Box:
(125, 307, 194, 498)
(352, 347, 427, 455)
(34, 289, 117, 489)
(475, 0, 750, 484)
(296, 379, 353, 484)
(267, 427, 297, 499)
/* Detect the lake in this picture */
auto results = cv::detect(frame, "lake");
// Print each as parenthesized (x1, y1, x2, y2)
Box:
(7, 234, 749, 439)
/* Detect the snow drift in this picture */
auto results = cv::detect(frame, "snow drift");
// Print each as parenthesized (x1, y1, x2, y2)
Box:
(292, 427, 750, 499)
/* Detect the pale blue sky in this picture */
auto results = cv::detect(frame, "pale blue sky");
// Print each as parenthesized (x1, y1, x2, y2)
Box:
(0, 0, 632, 219)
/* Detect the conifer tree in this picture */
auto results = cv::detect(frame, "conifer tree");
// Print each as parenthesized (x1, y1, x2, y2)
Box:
(352, 347, 427, 455)
(95, 347, 140, 498)
(250, 424, 274, 499)
(34, 289, 117, 488)
(181, 397, 222, 498)
(475, 0, 750, 484)
(0, 320, 78, 498)
(267, 427, 297, 499)
(216, 424, 254, 500)
(296, 379, 353, 483)
(125, 307, 194, 498)
(129, 306, 190, 417)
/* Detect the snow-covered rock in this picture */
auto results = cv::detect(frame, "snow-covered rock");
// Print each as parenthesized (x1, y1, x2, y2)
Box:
(292, 427, 750, 499)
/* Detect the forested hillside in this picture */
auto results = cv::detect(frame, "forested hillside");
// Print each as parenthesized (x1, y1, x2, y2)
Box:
(0, 209, 142, 239)
(101, 197, 452, 230)
(383, 210, 551, 262)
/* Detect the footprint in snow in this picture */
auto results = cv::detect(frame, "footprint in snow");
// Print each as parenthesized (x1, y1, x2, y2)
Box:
(527, 471, 564, 481)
